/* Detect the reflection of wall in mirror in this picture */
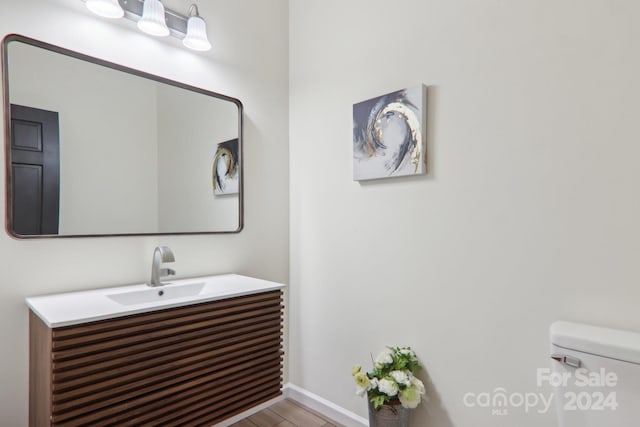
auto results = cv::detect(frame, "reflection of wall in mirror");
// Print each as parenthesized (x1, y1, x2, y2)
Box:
(156, 84, 239, 232)
(8, 42, 159, 235)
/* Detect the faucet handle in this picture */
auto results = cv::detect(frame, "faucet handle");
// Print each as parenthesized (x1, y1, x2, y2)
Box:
(160, 268, 176, 277)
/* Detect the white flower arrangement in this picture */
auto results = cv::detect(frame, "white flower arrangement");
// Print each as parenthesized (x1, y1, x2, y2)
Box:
(352, 346, 426, 409)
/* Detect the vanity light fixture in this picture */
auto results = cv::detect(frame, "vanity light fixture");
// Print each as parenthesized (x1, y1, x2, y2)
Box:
(82, 0, 212, 51)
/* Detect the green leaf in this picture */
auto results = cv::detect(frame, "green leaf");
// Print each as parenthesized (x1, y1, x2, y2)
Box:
(371, 395, 386, 409)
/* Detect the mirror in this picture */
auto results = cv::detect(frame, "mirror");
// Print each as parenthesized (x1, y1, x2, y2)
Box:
(2, 35, 243, 238)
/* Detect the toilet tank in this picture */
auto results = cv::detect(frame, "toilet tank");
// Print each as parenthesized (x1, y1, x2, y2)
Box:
(550, 321, 640, 427)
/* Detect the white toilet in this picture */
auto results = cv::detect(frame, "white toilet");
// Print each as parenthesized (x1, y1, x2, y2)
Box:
(550, 321, 640, 427)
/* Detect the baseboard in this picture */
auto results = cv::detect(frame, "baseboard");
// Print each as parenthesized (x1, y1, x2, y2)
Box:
(213, 394, 286, 427)
(284, 383, 368, 427)
(212, 384, 368, 427)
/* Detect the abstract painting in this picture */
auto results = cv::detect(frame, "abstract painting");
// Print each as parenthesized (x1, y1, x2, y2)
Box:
(213, 138, 239, 195)
(353, 85, 427, 180)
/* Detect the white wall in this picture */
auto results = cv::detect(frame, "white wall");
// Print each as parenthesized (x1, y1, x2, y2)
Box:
(0, 0, 289, 425)
(156, 83, 239, 231)
(289, 1, 640, 426)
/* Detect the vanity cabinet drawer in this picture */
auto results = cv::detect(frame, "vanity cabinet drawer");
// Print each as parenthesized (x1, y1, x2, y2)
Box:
(30, 290, 284, 427)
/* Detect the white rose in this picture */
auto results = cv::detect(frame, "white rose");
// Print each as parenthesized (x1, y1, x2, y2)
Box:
(411, 377, 426, 395)
(378, 378, 399, 397)
(356, 385, 368, 396)
(390, 370, 411, 387)
(375, 350, 393, 366)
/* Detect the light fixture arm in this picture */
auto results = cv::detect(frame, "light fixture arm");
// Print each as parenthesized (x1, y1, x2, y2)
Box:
(188, 4, 200, 17)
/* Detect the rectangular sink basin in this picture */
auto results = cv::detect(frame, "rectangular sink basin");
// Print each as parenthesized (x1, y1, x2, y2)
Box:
(107, 282, 205, 306)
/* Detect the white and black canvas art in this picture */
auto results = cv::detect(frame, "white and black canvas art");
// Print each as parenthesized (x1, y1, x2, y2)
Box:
(353, 85, 427, 180)
(213, 138, 239, 195)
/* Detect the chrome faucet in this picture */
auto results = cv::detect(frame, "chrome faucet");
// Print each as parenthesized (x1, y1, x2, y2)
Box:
(148, 246, 176, 287)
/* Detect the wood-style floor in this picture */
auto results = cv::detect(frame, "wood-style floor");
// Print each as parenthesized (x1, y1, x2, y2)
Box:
(230, 399, 343, 427)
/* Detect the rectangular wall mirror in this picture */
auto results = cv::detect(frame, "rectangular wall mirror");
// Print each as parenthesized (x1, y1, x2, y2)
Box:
(2, 34, 243, 238)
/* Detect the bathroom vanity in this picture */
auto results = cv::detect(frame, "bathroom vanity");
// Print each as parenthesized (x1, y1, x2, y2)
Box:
(26, 274, 285, 427)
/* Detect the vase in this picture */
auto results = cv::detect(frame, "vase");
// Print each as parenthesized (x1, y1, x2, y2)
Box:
(368, 398, 410, 427)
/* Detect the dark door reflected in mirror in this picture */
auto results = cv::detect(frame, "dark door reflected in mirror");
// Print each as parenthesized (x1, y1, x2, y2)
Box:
(2, 35, 243, 238)
(11, 105, 60, 235)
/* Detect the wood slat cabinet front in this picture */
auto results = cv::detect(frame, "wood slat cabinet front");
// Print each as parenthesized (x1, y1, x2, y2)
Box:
(30, 290, 284, 427)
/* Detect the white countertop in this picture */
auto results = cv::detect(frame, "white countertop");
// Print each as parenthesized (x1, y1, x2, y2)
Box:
(26, 274, 286, 328)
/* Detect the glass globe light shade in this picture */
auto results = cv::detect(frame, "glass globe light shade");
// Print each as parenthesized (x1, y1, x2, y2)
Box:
(182, 15, 211, 51)
(137, 0, 170, 37)
(86, 0, 124, 19)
